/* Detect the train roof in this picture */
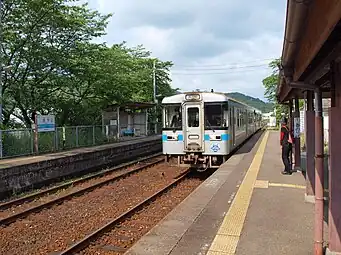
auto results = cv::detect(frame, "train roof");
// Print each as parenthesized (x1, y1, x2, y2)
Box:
(162, 92, 262, 113)
(162, 92, 228, 104)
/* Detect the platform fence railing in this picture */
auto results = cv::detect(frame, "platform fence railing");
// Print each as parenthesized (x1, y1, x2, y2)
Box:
(0, 122, 162, 159)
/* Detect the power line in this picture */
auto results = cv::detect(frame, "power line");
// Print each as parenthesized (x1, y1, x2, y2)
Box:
(171, 67, 272, 75)
(172, 58, 275, 68)
(171, 63, 269, 71)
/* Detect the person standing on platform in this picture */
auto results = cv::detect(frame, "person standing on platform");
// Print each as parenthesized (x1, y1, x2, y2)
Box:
(280, 117, 293, 175)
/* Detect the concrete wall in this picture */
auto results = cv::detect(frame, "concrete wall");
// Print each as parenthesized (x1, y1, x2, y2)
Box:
(0, 137, 162, 200)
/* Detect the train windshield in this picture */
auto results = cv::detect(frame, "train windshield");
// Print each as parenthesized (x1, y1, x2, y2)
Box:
(163, 104, 182, 129)
(204, 104, 226, 129)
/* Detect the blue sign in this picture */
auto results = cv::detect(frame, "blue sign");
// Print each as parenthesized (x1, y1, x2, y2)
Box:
(37, 115, 56, 132)
(211, 143, 220, 152)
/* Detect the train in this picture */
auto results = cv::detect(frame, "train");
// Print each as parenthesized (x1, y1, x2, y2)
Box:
(161, 91, 264, 171)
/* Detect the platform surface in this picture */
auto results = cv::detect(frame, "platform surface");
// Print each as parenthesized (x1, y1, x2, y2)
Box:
(0, 135, 160, 169)
(125, 130, 317, 255)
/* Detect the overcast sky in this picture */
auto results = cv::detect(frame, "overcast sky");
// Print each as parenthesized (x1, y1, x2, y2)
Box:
(84, 0, 286, 101)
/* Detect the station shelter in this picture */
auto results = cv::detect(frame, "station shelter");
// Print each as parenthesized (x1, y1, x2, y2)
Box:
(101, 102, 155, 139)
(277, 1, 341, 254)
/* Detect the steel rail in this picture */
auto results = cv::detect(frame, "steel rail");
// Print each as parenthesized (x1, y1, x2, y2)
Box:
(58, 168, 191, 255)
(0, 153, 162, 211)
(0, 155, 164, 226)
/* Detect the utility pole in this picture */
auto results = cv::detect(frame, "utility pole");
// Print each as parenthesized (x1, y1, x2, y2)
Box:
(0, 0, 3, 158)
(0, 0, 12, 158)
(153, 60, 156, 105)
(152, 60, 157, 134)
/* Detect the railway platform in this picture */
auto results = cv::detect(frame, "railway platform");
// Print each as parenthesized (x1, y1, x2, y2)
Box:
(0, 135, 161, 200)
(126, 130, 321, 255)
(0, 136, 157, 169)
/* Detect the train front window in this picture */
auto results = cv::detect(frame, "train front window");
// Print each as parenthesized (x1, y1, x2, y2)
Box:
(164, 105, 182, 129)
(204, 104, 225, 128)
(187, 107, 199, 127)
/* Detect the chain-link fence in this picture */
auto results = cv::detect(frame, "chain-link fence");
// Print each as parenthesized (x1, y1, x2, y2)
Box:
(0, 122, 162, 159)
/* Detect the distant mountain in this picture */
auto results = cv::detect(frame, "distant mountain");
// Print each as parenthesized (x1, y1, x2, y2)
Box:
(226, 92, 274, 113)
(174, 90, 274, 113)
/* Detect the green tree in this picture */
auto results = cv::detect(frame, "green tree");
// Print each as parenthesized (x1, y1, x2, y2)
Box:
(262, 58, 288, 125)
(263, 59, 281, 102)
(262, 58, 305, 126)
(2, 0, 176, 129)
(2, 0, 111, 127)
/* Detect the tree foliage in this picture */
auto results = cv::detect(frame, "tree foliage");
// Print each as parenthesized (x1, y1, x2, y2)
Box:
(263, 59, 280, 103)
(262, 58, 305, 125)
(262, 58, 288, 124)
(1, 0, 177, 128)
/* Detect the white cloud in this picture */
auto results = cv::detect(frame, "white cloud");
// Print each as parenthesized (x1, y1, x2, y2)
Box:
(126, 26, 175, 59)
(87, 0, 286, 101)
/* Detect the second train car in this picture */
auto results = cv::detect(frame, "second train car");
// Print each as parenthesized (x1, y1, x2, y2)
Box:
(161, 91, 263, 171)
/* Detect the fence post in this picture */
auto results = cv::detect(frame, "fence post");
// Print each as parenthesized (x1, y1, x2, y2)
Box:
(76, 126, 79, 147)
(105, 125, 109, 142)
(62, 127, 66, 150)
(31, 129, 34, 154)
(0, 129, 2, 158)
(55, 129, 58, 151)
(92, 125, 95, 145)
(34, 119, 39, 154)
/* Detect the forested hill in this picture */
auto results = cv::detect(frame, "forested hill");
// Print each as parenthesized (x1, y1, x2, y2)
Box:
(226, 92, 273, 113)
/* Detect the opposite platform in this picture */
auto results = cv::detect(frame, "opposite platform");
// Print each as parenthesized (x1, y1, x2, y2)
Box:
(0, 136, 160, 169)
(0, 135, 161, 199)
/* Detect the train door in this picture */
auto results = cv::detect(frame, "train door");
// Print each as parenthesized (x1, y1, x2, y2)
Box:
(235, 107, 239, 146)
(245, 110, 249, 136)
(230, 106, 235, 148)
(182, 102, 204, 152)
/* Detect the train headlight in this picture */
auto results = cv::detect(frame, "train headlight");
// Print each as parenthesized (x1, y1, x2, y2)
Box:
(185, 94, 200, 100)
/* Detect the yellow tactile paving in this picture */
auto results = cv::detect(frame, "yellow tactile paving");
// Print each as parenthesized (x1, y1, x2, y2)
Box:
(254, 180, 269, 188)
(206, 250, 234, 255)
(207, 131, 269, 254)
(254, 181, 306, 190)
(209, 234, 239, 254)
(268, 182, 305, 189)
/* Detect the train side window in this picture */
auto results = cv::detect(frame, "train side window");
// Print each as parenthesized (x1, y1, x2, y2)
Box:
(164, 105, 182, 129)
(237, 109, 240, 128)
(239, 109, 243, 127)
(187, 107, 199, 127)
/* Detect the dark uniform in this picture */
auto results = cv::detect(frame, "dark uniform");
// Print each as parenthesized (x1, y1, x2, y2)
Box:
(280, 119, 292, 175)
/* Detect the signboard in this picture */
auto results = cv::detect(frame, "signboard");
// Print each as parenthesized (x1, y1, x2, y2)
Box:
(37, 115, 55, 132)
(300, 110, 305, 133)
(294, 117, 300, 138)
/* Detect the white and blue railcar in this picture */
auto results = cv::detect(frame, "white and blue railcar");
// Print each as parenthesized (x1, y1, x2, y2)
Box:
(161, 91, 263, 170)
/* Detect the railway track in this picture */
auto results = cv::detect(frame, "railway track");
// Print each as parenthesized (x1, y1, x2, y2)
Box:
(0, 160, 190, 255)
(58, 168, 193, 255)
(0, 153, 163, 225)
